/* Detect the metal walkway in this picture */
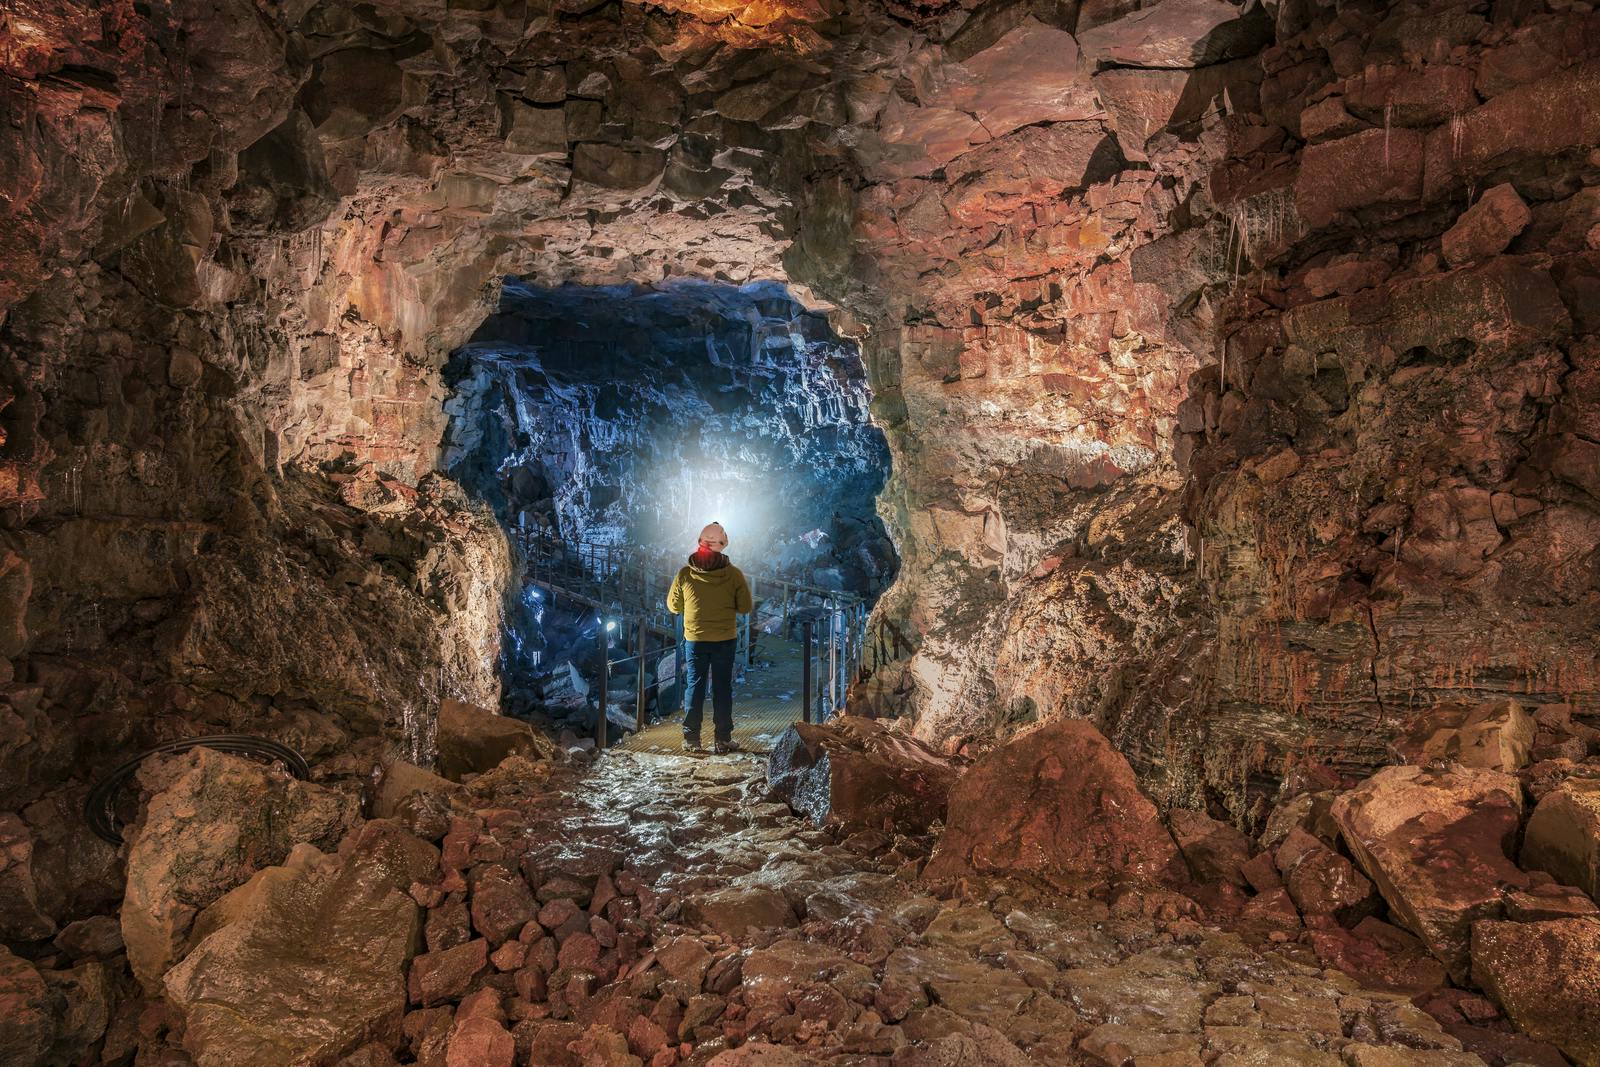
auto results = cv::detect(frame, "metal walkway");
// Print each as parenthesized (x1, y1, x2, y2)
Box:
(516, 529, 869, 751)
(623, 635, 811, 755)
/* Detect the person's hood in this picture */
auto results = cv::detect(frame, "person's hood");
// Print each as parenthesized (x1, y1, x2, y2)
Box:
(688, 549, 730, 573)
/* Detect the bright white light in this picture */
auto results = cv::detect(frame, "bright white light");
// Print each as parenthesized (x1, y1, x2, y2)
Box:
(605, 620, 617, 632)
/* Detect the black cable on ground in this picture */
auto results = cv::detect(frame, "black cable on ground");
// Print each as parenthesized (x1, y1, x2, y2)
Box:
(82, 734, 311, 845)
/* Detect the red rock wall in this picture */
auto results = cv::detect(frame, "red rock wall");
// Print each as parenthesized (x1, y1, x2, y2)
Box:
(1151, 0, 1600, 822)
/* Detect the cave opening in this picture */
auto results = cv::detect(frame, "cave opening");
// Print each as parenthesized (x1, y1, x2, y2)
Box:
(441, 278, 897, 739)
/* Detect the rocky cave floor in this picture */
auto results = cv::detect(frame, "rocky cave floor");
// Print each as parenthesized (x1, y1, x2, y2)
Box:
(13, 698, 1595, 1067)
(376, 749, 1534, 1067)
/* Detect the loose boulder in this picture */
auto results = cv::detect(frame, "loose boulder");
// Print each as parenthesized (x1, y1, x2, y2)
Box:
(0, 812, 55, 941)
(373, 760, 462, 824)
(1167, 809, 1252, 886)
(1275, 828, 1377, 923)
(1441, 183, 1532, 266)
(122, 748, 360, 990)
(766, 716, 962, 832)
(923, 720, 1188, 889)
(1393, 698, 1535, 772)
(682, 886, 797, 938)
(1330, 764, 1527, 981)
(1471, 918, 1600, 1067)
(1520, 776, 1600, 901)
(436, 699, 557, 781)
(0, 946, 52, 1067)
(163, 833, 424, 1067)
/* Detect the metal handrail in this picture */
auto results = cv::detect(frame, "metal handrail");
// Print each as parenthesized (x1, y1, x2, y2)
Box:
(516, 526, 871, 748)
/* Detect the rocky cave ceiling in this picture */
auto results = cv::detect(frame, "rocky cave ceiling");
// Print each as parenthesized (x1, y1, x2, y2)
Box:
(3, 0, 1600, 830)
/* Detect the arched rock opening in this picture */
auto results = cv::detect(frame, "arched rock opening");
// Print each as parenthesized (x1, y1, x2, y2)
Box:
(439, 277, 896, 724)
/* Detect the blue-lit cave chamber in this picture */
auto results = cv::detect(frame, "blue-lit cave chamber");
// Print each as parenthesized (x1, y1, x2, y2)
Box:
(442, 280, 897, 743)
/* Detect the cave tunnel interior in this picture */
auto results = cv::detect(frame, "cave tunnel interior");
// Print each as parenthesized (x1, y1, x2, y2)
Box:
(441, 278, 896, 730)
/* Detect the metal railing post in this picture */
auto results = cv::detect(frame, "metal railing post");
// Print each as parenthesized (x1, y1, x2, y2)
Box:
(595, 624, 609, 751)
(801, 619, 813, 725)
(742, 576, 755, 667)
(635, 617, 648, 732)
(832, 607, 844, 716)
(673, 613, 685, 720)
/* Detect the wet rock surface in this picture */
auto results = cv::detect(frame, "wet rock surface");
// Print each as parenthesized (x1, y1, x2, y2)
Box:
(1471, 917, 1600, 1067)
(1330, 766, 1527, 983)
(925, 719, 1189, 890)
(123, 748, 1526, 1066)
(3, 0, 1600, 1062)
(121, 747, 361, 990)
(766, 717, 961, 833)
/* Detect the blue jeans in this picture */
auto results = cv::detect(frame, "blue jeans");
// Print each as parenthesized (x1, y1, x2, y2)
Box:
(683, 639, 735, 743)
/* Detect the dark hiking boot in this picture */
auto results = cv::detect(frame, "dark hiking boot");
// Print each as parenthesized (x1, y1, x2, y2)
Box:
(712, 739, 742, 755)
(682, 733, 705, 753)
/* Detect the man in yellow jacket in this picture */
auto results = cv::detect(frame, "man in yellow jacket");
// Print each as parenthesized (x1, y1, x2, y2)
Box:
(667, 522, 752, 754)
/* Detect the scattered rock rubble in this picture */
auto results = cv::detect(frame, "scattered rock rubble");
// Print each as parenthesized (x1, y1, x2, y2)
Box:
(6, 694, 1596, 1066)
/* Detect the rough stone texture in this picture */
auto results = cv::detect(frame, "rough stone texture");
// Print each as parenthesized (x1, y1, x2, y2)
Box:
(0, 0, 1594, 848)
(924, 720, 1188, 889)
(1167, 808, 1252, 886)
(163, 836, 423, 1067)
(1394, 699, 1536, 772)
(0, 812, 55, 941)
(0, 946, 53, 1067)
(121, 748, 360, 991)
(766, 716, 962, 832)
(1331, 765, 1528, 982)
(436, 699, 556, 781)
(681, 887, 797, 937)
(3, 1, 1600, 1057)
(1472, 918, 1600, 1067)
(1275, 828, 1376, 922)
(1521, 776, 1600, 901)
(1443, 184, 1533, 267)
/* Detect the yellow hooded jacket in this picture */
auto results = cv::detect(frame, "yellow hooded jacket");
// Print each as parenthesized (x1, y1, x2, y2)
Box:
(667, 556, 752, 642)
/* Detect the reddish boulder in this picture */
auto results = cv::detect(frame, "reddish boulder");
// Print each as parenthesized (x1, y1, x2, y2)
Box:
(0, 813, 54, 941)
(1239, 851, 1282, 894)
(446, 1016, 514, 1067)
(122, 748, 360, 991)
(1505, 883, 1600, 922)
(410, 939, 488, 1007)
(1331, 765, 1528, 981)
(1167, 809, 1252, 886)
(1472, 918, 1600, 1067)
(766, 716, 961, 833)
(436, 699, 556, 781)
(681, 887, 797, 938)
(163, 836, 423, 1067)
(1307, 917, 1447, 996)
(923, 720, 1188, 889)
(1442, 184, 1532, 266)
(469, 865, 536, 945)
(0, 947, 52, 1067)
(1238, 887, 1302, 937)
(1275, 828, 1377, 922)
(1393, 699, 1535, 772)
(1520, 776, 1600, 901)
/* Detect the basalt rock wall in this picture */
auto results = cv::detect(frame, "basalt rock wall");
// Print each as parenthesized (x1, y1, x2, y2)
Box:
(1148, 0, 1600, 821)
